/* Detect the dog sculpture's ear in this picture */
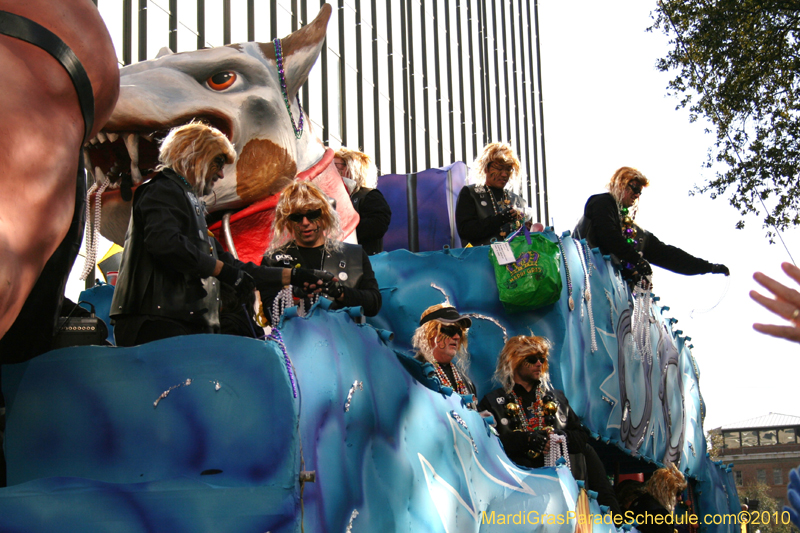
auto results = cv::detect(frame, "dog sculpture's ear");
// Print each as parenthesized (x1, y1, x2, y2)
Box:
(256, 4, 331, 99)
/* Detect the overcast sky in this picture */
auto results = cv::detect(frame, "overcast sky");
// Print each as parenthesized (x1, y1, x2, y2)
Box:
(538, 0, 798, 431)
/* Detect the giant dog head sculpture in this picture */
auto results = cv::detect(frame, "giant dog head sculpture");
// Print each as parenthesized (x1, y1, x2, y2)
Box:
(87, 4, 356, 262)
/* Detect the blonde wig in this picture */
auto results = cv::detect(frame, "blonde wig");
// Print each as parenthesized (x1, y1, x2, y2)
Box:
(412, 303, 471, 374)
(607, 166, 650, 205)
(645, 463, 687, 513)
(268, 180, 342, 254)
(470, 142, 521, 186)
(335, 147, 378, 190)
(157, 121, 235, 195)
(494, 334, 552, 393)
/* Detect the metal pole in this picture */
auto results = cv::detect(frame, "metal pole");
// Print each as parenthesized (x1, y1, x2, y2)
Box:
(533, 0, 549, 223)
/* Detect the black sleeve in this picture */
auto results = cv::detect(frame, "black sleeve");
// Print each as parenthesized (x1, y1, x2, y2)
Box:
(213, 237, 286, 289)
(355, 189, 392, 242)
(339, 249, 382, 316)
(641, 231, 714, 275)
(558, 392, 588, 451)
(256, 253, 285, 317)
(137, 182, 217, 277)
(583, 194, 641, 265)
(455, 186, 506, 244)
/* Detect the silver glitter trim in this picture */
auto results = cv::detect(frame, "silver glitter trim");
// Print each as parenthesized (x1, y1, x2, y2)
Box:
(464, 313, 508, 343)
(601, 396, 615, 406)
(153, 378, 192, 408)
(345, 509, 359, 532)
(344, 380, 364, 412)
(688, 442, 696, 456)
(430, 283, 451, 305)
(450, 410, 478, 454)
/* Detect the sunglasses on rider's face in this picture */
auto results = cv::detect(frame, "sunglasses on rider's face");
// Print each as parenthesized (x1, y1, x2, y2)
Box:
(489, 161, 513, 174)
(287, 209, 323, 223)
(211, 155, 227, 172)
(628, 182, 643, 196)
(524, 355, 546, 365)
(439, 324, 463, 338)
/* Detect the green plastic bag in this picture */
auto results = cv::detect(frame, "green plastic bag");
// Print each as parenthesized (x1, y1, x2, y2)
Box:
(488, 227, 563, 310)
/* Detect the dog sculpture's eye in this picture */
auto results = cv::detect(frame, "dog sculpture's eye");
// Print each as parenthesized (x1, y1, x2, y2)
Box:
(207, 71, 237, 90)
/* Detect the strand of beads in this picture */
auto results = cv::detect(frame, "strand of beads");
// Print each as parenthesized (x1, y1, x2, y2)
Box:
(273, 38, 304, 139)
(632, 278, 653, 364)
(575, 240, 598, 353)
(79, 174, 110, 281)
(434, 363, 468, 395)
(544, 433, 570, 470)
(557, 234, 574, 311)
(265, 327, 298, 398)
(271, 287, 294, 326)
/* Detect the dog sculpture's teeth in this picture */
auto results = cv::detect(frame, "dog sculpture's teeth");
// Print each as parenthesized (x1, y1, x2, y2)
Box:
(96, 131, 107, 143)
(107, 132, 119, 143)
(123, 132, 140, 183)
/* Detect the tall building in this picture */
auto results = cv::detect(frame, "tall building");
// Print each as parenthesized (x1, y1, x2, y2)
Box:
(716, 413, 800, 507)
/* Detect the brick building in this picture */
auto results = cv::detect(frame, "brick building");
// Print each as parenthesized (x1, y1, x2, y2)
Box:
(715, 413, 800, 507)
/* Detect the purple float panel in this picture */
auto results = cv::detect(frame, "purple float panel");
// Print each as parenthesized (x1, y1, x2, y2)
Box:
(378, 162, 466, 252)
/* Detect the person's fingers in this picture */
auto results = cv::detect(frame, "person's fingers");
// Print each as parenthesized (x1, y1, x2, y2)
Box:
(750, 290, 800, 322)
(753, 271, 800, 306)
(753, 323, 800, 344)
(782, 262, 800, 285)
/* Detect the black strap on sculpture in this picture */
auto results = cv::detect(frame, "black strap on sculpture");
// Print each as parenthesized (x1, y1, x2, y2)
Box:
(0, 11, 94, 143)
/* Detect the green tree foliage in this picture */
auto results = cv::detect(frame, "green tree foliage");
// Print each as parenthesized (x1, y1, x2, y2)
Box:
(650, 1, 800, 239)
(739, 482, 793, 533)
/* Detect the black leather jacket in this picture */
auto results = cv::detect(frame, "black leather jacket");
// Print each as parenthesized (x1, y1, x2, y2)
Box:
(478, 382, 588, 471)
(456, 184, 526, 246)
(110, 170, 222, 328)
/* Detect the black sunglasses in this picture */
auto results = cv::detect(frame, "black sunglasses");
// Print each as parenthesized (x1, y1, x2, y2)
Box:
(524, 355, 546, 365)
(211, 155, 227, 171)
(287, 209, 323, 223)
(628, 182, 643, 196)
(439, 324, 464, 338)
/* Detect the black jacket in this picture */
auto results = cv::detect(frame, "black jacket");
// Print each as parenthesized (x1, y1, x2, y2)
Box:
(574, 193, 714, 275)
(478, 382, 587, 469)
(351, 187, 392, 255)
(111, 170, 282, 328)
(262, 242, 382, 316)
(455, 184, 526, 246)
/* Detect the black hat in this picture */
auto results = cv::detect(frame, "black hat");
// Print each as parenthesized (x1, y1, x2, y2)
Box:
(419, 306, 472, 329)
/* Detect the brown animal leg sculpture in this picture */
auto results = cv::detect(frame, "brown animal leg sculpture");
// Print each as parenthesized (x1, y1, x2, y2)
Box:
(0, 1, 119, 358)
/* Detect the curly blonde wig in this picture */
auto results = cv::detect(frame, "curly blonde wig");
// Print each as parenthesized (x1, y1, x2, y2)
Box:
(646, 463, 687, 513)
(412, 303, 471, 374)
(607, 166, 649, 205)
(268, 181, 342, 254)
(335, 147, 378, 190)
(494, 334, 552, 392)
(157, 121, 235, 195)
(470, 142, 521, 186)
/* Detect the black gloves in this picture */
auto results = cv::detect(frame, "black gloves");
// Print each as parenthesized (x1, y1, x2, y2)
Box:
(527, 430, 549, 456)
(291, 267, 323, 286)
(635, 260, 652, 277)
(711, 263, 730, 276)
(499, 207, 518, 223)
(217, 263, 256, 298)
(324, 278, 344, 299)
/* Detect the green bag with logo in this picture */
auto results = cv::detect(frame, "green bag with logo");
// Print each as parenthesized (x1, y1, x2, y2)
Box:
(488, 226, 562, 310)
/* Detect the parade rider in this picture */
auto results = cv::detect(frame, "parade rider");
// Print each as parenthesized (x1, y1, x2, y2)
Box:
(334, 147, 392, 255)
(478, 334, 621, 515)
(455, 142, 530, 246)
(412, 304, 477, 402)
(111, 122, 323, 346)
(573, 166, 729, 285)
(261, 181, 382, 318)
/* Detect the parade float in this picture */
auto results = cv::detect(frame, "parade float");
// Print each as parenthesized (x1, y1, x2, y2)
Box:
(0, 2, 740, 532)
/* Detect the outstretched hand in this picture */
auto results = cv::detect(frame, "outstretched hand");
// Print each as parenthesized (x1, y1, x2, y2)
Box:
(750, 262, 800, 344)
